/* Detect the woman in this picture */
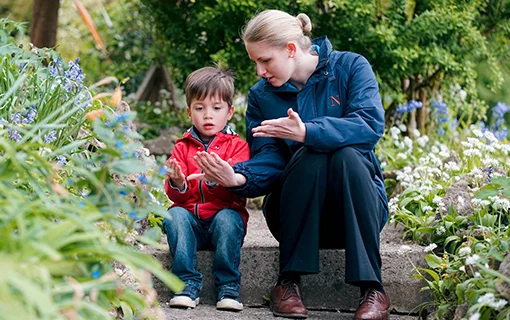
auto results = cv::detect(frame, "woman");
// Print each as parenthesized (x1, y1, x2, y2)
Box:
(188, 9, 390, 320)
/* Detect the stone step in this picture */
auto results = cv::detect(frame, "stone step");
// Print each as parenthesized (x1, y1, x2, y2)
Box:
(160, 304, 419, 320)
(147, 209, 429, 314)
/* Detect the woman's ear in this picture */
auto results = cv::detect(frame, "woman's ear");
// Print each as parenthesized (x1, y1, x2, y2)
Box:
(286, 42, 297, 58)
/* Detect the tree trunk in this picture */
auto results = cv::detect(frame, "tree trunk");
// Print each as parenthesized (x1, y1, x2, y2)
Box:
(31, 0, 60, 48)
(416, 88, 428, 133)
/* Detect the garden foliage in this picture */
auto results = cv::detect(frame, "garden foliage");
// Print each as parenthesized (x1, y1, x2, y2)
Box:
(0, 19, 182, 319)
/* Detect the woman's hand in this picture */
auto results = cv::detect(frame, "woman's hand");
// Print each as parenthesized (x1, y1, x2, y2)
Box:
(252, 108, 306, 143)
(165, 159, 186, 190)
(187, 152, 247, 187)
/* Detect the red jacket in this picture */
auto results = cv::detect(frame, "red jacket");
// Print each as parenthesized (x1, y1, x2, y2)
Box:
(164, 126, 250, 229)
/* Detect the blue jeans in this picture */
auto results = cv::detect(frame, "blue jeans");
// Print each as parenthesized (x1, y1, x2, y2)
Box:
(162, 207, 245, 296)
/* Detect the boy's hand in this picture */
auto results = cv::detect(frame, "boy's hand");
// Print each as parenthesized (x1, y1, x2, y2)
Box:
(188, 152, 246, 187)
(165, 159, 186, 190)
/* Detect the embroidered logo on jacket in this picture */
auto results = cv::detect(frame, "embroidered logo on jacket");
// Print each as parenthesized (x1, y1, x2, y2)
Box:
(330, 95, 341, 107)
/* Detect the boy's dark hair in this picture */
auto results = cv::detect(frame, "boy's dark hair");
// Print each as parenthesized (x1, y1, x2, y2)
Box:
(185, 65, 235, 107)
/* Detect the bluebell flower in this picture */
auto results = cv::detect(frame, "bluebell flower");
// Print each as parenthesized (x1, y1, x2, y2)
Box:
(8, 129, 21, 142)
(120, 189, 128, 196)
(11, 112, 22, 125)
(67, 178, 73, 185)
(137, 174, 149, 184)
(395, 100, 423, 116)
(49, 64, 58, 77)
(56, 155, 67, 165)
(129, 211, 137, 219)
(492, 102, 509, 119)
(43, 130, 57, 143)
(92, 270, 101, 279)
(133, 151, 139, 158)
(115, 140, 123, 148)
(78, 201, 85, 207)
(0, 118, 8, 127)
(159, 167, 167, 175)
(122, 151, 129, 158)
(22, 105, 37, 124)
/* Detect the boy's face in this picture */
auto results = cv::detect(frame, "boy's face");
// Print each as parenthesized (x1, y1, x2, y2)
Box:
(187, 94, 234, 141)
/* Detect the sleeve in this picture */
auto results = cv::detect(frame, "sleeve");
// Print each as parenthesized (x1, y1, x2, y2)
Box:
(230, 92, 290, 198)
(164, 141, 192, 203)
(304, 56, 385, 154)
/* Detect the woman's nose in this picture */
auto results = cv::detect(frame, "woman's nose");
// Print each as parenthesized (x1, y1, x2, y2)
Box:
(256, 64, 266, 77)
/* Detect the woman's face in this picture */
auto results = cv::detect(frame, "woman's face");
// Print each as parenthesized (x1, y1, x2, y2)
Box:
(245, 41, 294, 87)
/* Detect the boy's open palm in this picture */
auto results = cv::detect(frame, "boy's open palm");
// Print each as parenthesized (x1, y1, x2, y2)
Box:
(166, 159, 186, 190)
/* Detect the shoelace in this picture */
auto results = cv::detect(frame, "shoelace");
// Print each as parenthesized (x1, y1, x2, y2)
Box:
(359, 289, 383, 306)
(281, 280, 301, 300)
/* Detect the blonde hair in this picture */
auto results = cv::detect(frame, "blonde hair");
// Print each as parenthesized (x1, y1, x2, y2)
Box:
(242, 10, 312, 49)
(185, 66, 235, 107)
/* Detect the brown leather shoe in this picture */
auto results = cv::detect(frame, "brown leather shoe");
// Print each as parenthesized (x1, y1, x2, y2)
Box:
(354, 289, 390, 320)
(270, 279, 308, 319)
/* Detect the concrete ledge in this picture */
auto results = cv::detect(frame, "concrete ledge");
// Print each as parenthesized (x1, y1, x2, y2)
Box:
(149, 210, 430, 313)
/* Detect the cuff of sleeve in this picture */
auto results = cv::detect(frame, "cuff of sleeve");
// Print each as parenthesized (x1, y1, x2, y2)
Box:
(228, 164, 252, 195)
(304, 122, 318, 147)
(169, 179, 188, 193)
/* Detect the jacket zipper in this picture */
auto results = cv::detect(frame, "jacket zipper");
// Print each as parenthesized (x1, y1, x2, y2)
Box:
(191, 135, 216, 219)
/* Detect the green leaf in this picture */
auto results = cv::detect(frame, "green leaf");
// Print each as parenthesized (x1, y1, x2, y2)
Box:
(416, 267, 440, 282)
(424, 254, 443, 269)
(109, 159, 147, 175)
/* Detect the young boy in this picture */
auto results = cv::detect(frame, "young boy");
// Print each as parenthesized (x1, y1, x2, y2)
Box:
(163, 66, 249, 312)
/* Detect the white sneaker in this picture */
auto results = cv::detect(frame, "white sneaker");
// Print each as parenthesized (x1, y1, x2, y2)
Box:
(169, 295, 200, 308)
(216, 297, 243, 311)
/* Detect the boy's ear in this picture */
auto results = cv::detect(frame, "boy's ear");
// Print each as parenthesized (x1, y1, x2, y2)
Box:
(186, 107, 192, 119)
(227, 105, 234, 120)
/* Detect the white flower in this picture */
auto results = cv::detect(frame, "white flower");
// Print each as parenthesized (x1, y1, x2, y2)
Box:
(475, 272, 481, 277)
(398, 124, 407, 132)
(459, 266, 466, 272)
(431, 146, 439, 154)
(398, 245, 412, 255)
(435, 226, 446, 236)
(413, 129, 420, 137)
(416, 136, 429, 147)
(484, 131, 498, 143)
(472, 129, 484, 138)
(477, 293, 508, 310)
(422, 205, 433, 212)
(469, 312, 480, 320)
(458, 247, 471, 256)
(492, 198, 510, 211)
(459, 89, 467, 101)
(397, 153, 408, 160)
(403, 136, 413, 149)
(424, 243, 437, 252)
(465, 254, 480, 265)
(390, 127, 400, 140)
(433, 196, 443, 205)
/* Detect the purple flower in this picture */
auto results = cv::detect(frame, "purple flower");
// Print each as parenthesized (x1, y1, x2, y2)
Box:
(10, 112, 22, 125)
(43, 130, 57, 143)
(8, 129, 21, 142)
(22, 105, 37, 124)
(56, 155, 67, 166)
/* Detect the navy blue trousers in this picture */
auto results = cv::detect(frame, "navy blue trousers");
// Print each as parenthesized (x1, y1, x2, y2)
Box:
(262, 146, 385, 287)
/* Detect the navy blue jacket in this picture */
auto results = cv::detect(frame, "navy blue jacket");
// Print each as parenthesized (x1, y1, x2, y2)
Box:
(232, 36, 388, 221)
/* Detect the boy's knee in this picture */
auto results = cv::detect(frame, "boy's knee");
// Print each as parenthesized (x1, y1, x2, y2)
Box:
(212, 209, 244, 234)
(163, 207, 192, 231)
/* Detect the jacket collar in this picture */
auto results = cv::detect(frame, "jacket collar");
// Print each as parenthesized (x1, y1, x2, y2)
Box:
(263, 36, 334, 92)
(183, 125, 237, 142)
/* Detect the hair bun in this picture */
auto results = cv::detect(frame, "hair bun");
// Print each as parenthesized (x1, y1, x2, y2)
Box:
(296, 13, 312, 34)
